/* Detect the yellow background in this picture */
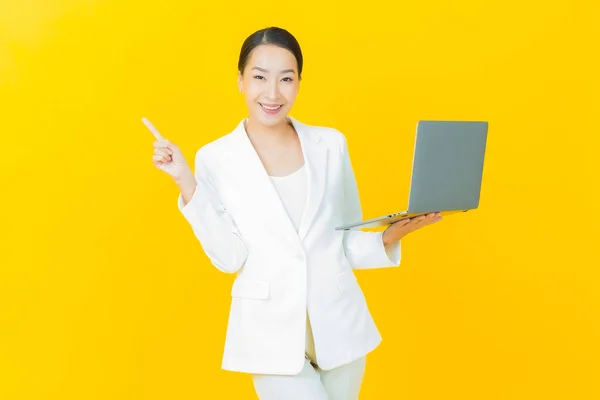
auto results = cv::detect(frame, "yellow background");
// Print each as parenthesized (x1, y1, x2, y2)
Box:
(1, 1, 599, 399)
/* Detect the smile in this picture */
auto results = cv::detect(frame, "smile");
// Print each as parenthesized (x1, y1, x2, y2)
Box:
(259, 103, 284, 116)
(259, 103, 283, 111)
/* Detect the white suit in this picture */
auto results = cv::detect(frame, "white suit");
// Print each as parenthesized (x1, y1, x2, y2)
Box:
(177, 116, 401, 376)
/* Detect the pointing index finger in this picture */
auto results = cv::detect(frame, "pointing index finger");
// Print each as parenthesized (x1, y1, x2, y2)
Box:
(141, 117, 164, 140)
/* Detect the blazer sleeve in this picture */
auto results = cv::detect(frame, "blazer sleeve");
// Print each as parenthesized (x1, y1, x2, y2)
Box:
(177, 148, 249, 274)
(339, 132, 401, 269)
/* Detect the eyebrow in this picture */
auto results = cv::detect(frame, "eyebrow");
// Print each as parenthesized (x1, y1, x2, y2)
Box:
(251, 66, 296, 74)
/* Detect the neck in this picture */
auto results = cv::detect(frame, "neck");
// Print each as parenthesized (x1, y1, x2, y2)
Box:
(244, 116, 295, 144)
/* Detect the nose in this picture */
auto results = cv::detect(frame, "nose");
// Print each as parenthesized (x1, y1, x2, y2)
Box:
(265, 80, 280, 101)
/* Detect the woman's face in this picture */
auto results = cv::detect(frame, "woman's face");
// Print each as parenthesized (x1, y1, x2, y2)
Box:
(238, 44, 300, 128)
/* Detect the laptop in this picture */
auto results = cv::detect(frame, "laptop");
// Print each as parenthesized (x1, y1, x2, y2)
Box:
(335, 120, 489, 230)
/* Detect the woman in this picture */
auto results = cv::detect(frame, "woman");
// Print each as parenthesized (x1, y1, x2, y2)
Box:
(145, 26, 441, 400)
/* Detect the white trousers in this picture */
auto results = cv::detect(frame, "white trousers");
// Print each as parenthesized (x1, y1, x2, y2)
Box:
(251, 356, 367, 400)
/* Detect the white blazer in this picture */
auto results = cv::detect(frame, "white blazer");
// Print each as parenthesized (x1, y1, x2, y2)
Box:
(177, 116, 401, 375)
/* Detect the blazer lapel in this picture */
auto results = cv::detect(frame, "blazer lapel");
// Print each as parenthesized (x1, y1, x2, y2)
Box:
(230, 116, 329, 244)
(290, 117, 329, 241)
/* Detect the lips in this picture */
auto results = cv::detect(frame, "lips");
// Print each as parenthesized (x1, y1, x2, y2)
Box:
(259, 103, 283, 110)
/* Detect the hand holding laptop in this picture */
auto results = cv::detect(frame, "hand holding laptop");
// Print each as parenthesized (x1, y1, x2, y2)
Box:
(382, 212, 442, 245)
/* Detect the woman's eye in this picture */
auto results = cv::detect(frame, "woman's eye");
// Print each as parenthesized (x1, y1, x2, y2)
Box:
(254, 75, 265, 80)
(282, 77, 293, 82)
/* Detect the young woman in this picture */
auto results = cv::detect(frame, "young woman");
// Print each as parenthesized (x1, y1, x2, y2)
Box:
(145, 26, 441, 400)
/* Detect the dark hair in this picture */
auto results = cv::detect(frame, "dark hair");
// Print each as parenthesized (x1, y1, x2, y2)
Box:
(238, 27, 303, 80)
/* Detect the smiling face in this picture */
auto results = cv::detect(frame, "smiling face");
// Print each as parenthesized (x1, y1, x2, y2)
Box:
(238, 44, 300, 128)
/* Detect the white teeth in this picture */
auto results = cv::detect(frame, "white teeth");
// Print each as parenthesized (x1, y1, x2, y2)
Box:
(261, 104, 282, 110)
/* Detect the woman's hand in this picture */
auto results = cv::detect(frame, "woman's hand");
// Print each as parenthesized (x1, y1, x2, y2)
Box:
(382, 213, 442, 245)
(142, 117, 193, 182)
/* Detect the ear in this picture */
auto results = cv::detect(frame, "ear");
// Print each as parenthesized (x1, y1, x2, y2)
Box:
(237, 71, 243, 93)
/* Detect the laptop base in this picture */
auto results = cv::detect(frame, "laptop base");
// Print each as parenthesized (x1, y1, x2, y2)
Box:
(335, 209, 468, 231)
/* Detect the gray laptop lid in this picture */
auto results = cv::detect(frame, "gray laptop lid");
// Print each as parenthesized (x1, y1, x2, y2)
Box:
(407, 121, 488, 214)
